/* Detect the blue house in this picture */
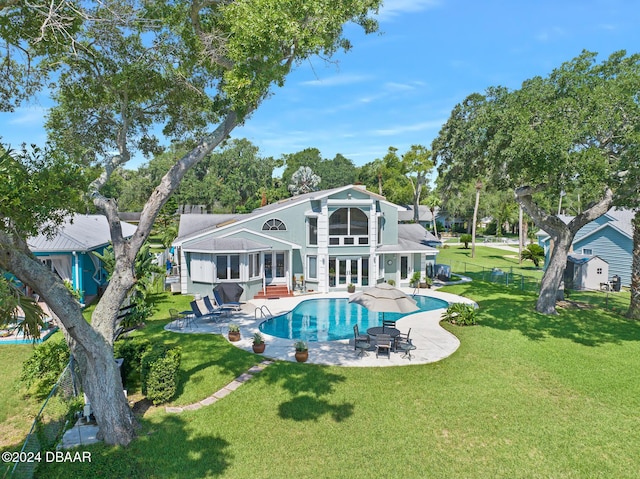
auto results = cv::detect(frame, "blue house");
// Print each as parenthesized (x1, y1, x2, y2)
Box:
(27, 214, 137, 303)
(172, 185, 439, 299)
(537, 208, 634, 287)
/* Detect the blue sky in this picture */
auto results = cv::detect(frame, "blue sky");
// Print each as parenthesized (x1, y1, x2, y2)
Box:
(2, 0, 640, 169)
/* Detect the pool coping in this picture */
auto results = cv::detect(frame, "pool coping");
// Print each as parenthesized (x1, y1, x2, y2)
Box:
(165, 288, 475, 367)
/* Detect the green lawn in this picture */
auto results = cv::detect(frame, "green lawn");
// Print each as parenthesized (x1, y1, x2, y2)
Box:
(27, 280, 640, 479)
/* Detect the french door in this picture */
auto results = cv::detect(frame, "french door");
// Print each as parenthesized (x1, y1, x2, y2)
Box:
(328, 257, 369, 287)
(264, 251, 286, 284)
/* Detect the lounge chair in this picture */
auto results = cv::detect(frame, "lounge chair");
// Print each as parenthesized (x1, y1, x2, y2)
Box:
(212, 289, 241, 312)
(190, 299, 222, 324)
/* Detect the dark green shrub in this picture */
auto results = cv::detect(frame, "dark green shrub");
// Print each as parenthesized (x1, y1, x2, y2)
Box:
(442, 303, 477, 326)
(21, 339, 70, 398)
(144, 347, 182, 405)
(114, 337, 151, 385)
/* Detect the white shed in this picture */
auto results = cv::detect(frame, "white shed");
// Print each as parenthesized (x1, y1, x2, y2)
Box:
(564, 254, 609, 291)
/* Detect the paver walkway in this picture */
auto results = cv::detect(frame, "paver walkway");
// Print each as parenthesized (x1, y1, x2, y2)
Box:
(165, 360, 272, 413)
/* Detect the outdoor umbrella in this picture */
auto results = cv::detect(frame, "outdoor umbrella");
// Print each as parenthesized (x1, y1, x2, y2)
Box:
(348, 282, 419, 320)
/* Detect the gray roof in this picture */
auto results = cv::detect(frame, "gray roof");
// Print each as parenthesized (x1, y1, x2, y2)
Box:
(28, 215, 137, 253)
(176, 214, 245, 240)
(398, 205, 437, 223)
(567, 253, 607, 264)
(175, 184, 387, 244)
(537, 208, 635, 240)
(377, 224, 439, 254)
(183, 237, 270, 253)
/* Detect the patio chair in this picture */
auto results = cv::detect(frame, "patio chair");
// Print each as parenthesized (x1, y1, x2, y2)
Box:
(203, 296, 223, 315)
(375, 334, 392, 359)
(395, 328, 416, 359)
(353, 324, 370, 350)
(382, 319, 396, 330)
(169, 308, 183, 329)
(353, 325, 372, 356)
(212, 289, 241, 312)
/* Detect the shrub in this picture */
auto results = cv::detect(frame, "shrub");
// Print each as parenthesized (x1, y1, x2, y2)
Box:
(140, 344, 182, 404)
(114, 337, 151, 386)
(21, 339, 70, 398)
(144, 347, 182, 405)
(442, 303, 477, 326)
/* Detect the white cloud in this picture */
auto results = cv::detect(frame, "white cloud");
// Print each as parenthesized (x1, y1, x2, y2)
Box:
(7, 106, 48, 125)
(535, 26, 567, 43)
(300, 73, 372, 87)
(377, 0, 441, 21)
(372, 119, 445, 136)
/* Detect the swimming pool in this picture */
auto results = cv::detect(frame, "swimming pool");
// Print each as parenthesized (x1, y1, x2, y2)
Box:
(259, 296, 449, 341)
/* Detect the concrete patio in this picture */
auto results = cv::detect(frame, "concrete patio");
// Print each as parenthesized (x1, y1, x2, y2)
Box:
(164, 288, 475, 367)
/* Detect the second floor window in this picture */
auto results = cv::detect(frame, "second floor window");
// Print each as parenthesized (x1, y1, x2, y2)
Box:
(329, 208, 368, 245)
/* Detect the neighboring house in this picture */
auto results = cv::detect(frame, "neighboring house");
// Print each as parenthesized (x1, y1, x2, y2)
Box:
(536, 208, 634, 287)
(28, 214, 137, 303)
(172, 185, 439, 300)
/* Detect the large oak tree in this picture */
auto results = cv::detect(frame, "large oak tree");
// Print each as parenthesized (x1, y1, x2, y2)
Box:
(435, 51, 640, 314)
(0, 0, 381, 446)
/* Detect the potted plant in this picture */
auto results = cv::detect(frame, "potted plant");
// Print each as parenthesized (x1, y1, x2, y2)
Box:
(347, 283, 355, 293)
(252, 332, 266, 353)
(228, 323, 241, 342)
(420, 276, 433, 289)
(294, 340, 308, 362)
(410, 271, 421, 288)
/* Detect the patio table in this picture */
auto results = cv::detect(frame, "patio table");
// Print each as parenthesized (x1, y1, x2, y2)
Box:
(367, 326, 400, 351)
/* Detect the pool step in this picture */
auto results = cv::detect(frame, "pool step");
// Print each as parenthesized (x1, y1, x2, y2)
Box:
(253, 285, 293, 299)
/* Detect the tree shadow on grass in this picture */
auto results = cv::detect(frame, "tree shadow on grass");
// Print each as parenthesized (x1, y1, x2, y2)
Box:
(261, 361, 355, 423)
(35, 414, 232, 479)
(455, 281, 640, 347)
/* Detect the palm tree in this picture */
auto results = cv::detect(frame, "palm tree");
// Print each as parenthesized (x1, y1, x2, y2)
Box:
(425, 193, 441, 237)
(520, 244, 545, 268)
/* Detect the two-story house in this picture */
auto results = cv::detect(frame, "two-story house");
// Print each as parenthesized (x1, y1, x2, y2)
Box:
(172, 185, 439, 300)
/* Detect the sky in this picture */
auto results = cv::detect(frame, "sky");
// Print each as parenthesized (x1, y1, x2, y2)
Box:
(2, 0, 640, 171)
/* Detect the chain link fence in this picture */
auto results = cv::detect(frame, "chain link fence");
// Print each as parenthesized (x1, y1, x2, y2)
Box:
(439, 260, 630, 311)
(4, 357, 83, 479)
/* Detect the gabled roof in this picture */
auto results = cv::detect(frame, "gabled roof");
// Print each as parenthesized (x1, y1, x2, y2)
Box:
(398, 205, 437, 223)
(174, 184, 388, 245)
(567, 253, 608, 264)
(28, 215, 137, 253)
(536, 208, 634, 242)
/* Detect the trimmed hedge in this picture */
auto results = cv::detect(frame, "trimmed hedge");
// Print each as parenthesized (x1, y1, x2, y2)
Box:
(140, 344, 182, 405)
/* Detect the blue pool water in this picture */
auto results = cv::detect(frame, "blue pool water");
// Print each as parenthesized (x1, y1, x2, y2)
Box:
(259, 296, 449, 341)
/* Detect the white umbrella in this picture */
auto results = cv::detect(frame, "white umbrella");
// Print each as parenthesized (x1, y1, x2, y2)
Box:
(348, 283, 419, 318)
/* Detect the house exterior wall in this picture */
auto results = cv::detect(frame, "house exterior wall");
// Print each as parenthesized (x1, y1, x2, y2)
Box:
(573, 228, 632, 286)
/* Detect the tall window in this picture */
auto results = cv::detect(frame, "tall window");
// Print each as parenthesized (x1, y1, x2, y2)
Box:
(308, 256, 317, 279)
(329, 208, 369, 245)
(262, 219, 286, 230)
(249, 253, 260, 278)
(216, 254, 240, 280)
(308, 217, 318, 245)
(400, 256, 408, 280)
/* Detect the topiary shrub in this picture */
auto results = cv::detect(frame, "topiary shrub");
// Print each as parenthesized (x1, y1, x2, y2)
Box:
(139, 344, 182, 404)
(144, 347, 182, 405)
(459, 234, 472, 248)
(442, 303, 477, 326)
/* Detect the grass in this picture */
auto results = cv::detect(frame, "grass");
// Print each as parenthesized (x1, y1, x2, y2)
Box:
(2, 252, 637, 478)
(25, 281, 640, 479)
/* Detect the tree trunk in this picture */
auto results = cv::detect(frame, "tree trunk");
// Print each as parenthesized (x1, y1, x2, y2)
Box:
(515, 185, 613, 315)
(431, 207, 438, 237)
(471, 183, 481, 258)
(518, 206, 523, 265)
(628, 210, 640, 320)
(0, 235, 137, 445)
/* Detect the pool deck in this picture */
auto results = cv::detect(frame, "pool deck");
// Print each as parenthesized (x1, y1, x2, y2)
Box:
(164, 288, 475, 367)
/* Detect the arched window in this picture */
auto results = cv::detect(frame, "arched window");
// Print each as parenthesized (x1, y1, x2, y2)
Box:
(262, 218, 286, 231)
(329, 208, 369, 245)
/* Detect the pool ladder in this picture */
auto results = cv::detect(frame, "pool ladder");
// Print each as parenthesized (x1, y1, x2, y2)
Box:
(254, 305, 273, 320)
